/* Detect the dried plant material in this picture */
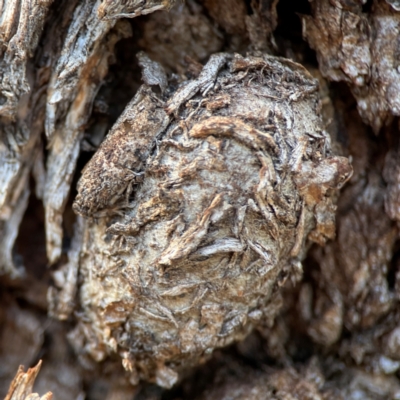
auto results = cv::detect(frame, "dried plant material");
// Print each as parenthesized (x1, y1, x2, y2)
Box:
(302, 0, 400, 132)
(4, 361, 52, 400)
(139, 0, 223, 73)
(31, 364, 81, 400)
(0, 0, 53, 119)
(71, 53, 352, 387)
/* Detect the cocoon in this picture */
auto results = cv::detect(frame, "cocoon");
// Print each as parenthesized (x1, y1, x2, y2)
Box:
(72, 53, 352, 388)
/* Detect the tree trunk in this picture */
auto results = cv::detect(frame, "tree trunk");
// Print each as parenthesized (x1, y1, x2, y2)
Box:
(0, 0, 399, 399)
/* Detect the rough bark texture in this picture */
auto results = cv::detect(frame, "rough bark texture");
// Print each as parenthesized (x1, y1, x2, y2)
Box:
(1, 0, 400, 399)
(303, 0, 400, 133)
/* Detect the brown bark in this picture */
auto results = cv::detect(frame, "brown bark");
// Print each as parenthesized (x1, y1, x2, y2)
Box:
(0, 0, 399, 399)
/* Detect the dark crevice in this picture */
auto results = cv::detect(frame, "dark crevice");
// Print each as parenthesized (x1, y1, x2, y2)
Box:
(388, 239, 400, 291)
(276, 0, 312, 39)
(244, 0, 254, 15)
(93, 18, 144, 134)
(14, 180, 47, 280)
(274, 0, 317, 65)
(362, 0, 374, 14)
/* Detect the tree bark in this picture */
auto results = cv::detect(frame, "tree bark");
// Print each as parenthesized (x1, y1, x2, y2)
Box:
(1, 0, 399, 399)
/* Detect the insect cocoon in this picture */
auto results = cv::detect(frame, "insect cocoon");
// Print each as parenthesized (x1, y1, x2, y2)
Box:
(72, 53, 352, 388)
